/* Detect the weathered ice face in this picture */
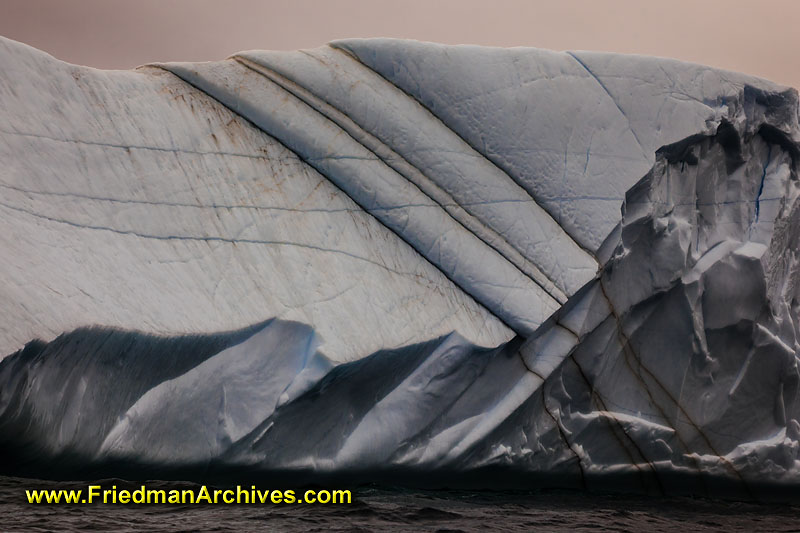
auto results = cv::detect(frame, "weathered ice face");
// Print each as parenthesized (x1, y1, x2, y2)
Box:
(0, 36, 799, 499)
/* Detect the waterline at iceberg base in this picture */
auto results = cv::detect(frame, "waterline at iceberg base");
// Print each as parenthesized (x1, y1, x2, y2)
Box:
(1, 36, 799, 501)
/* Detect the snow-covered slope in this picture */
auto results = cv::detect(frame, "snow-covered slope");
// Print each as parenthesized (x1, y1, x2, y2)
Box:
(1, 36, 800, 499)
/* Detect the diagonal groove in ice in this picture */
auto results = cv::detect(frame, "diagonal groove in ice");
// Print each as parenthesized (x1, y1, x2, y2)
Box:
(0, 35, 520, 362)
(334, 39, 797, 256)
(0, 125, 283, 161)
(157, 59, 560, 336)
(565, 51, 649, 160)
(331, 38, 641, 252)
(236, 47, 597, 297)
(439, 279, 617, 463)
(0, 199, 451, 280)
(232, 55, 568, 303)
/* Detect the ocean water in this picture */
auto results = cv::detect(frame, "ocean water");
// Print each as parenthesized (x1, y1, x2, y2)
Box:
(3, 476, 800, 532)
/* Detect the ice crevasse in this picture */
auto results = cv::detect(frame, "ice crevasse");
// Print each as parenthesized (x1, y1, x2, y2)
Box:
(1, 36, 800, 500)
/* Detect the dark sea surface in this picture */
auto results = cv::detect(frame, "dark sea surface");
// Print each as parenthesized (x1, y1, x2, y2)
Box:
(3, 476, 800, 532)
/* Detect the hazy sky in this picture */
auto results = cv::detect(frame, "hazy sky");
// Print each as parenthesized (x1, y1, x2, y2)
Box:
(1, 0, 798, 88)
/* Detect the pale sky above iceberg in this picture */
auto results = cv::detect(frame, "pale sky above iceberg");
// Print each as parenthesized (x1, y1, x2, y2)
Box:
(1, 0, 798, 89)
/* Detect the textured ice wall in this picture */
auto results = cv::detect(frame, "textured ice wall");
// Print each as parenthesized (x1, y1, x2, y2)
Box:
(336, 39, 792, 251)
(2, 35, 794, 357)
(2, 36, 800, 499)
(0, 37, 512, 362)
(494, 125, 800, 498)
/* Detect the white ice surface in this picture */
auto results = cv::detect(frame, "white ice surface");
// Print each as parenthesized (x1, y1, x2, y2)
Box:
(161, 58, 560, 336)
(0, 37, 513, 362)
(336, 38, 791, 251)
(237, 47, 597, 298)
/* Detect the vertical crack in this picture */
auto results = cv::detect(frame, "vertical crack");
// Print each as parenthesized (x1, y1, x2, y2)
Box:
(567, 352, 666, 496)
(755, 144, 773, 221)
(565, 51, 649, 161)
(539, 385, 588, 490)
(598, 278, 753, 499)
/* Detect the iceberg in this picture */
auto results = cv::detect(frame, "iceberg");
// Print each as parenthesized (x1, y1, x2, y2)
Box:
(1, 36, 799, 500)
